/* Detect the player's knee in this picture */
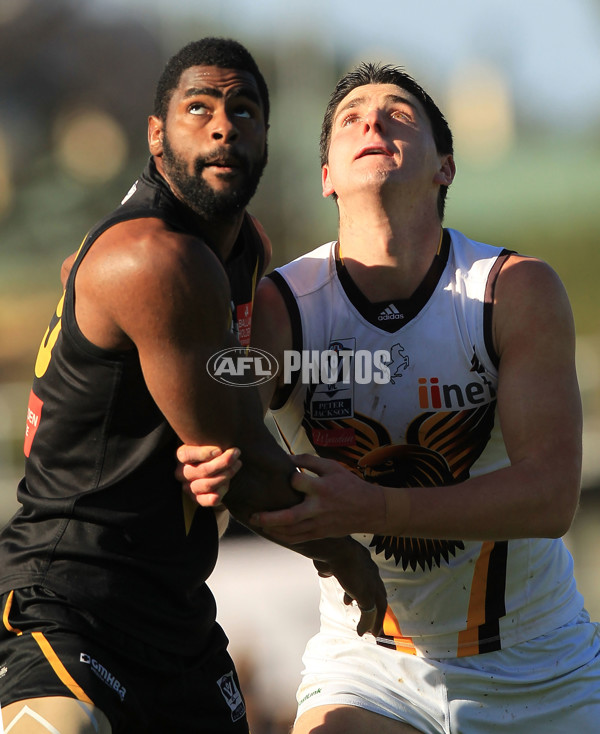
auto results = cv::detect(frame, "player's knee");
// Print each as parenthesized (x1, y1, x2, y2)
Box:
(1, 696, 112, 734)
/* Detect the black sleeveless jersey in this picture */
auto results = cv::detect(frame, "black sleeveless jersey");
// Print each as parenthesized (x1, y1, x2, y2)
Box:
(0, 159, 266, 654)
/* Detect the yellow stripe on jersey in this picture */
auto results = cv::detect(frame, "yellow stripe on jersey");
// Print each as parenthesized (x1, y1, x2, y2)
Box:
(381, 606, 418, 655)
(32, 631, 94, 705)
(457, 540, 494, 656)
(2, 590, 22, 635)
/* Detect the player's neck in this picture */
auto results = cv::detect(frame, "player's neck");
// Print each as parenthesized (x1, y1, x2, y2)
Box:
(336, 203, 443, 303)
(196, 215, 245, 262)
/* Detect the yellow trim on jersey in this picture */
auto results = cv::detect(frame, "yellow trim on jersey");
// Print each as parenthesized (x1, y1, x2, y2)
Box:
(250, 257, 259, 303)
(457, 540, 495, 656)
(2, 590, 22, 635)
(381, 606, 417, 655)
(32, 631, 94, 705)
(435, 227, 444, 255)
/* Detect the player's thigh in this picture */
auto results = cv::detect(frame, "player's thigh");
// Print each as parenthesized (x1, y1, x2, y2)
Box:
(293, 704, 423, 734)
(1, 696, 112, 733)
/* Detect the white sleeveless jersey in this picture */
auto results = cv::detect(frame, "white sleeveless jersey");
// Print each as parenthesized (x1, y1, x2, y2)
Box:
(270, 228, 583, 659)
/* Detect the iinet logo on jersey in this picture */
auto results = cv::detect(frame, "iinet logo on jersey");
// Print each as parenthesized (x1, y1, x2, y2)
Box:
(418, 377, 496, 409)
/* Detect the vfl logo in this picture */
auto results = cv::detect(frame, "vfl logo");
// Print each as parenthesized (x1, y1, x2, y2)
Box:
(217, 671, 246, 722)
(207, 347, 278, 387)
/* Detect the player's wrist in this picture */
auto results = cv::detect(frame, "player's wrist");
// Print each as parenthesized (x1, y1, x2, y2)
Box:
(380, 486, 410, 536)
(310, 535, 360, 568)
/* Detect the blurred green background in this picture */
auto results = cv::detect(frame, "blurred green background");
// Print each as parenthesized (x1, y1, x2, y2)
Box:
(0, 1, 598, 731)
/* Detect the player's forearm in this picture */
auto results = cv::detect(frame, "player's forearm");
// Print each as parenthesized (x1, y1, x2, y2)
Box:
(223, 420, 301, 521)
(382, 457, 581, 541)
(221, 405, 365, 564)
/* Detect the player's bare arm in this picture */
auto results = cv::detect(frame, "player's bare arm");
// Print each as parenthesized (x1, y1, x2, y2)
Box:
(74, 217, 295, 486)
(177, 274, 294, 500)
(176, 229, 277, 503)
(252, 255, 582, 544)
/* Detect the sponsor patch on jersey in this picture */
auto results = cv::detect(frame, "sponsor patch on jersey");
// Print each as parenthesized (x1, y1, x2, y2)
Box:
(80, 653, 126, 702)
(311, 427, 356, 447)
(308, 338, 355, 419)
(24, 390, 43, 458)
(310, 396, 353, 419)
(217, 671, 246, 722)
(235, 301, 253, 347)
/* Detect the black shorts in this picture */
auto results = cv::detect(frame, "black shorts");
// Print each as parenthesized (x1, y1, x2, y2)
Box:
(0, 587, 249, 734)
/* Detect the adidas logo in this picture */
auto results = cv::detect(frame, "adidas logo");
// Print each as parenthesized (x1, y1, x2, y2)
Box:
(378, 304, 404, 321)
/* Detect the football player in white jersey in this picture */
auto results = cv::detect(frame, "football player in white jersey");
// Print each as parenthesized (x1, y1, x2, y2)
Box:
(179, 63, 600, 733)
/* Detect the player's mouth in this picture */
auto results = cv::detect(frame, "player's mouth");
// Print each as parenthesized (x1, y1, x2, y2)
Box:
(203, 155, 245, 175)
(355, 145, 393, 160)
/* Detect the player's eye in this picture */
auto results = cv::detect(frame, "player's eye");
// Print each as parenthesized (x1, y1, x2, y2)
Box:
(230, 97, 261, 120)
(340, 113, 360, 127)
(233, 107, 252, 119)
(391, 109, 412, 122)
(189, 103, 210, 116)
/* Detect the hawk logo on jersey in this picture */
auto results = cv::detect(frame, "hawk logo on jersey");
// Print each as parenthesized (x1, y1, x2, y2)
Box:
(358, 444, 465, 570)
(304, 401, 496, 572)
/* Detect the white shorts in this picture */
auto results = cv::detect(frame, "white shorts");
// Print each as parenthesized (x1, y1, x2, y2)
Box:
(295, 610, 600, 733)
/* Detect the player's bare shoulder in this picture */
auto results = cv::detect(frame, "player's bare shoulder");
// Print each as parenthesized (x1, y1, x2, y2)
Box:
(492, 253, 575, 356)
(253, 276, 292, 346)
(74, 217, 231, 351)
(92, 217, 226, 284)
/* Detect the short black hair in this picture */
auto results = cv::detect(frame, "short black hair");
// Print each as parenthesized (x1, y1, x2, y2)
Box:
(153, 37, 270, 124)
(320, 62, 453, 219)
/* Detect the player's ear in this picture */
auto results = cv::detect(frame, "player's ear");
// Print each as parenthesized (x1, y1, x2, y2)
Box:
(148, 116, 164, 156)
(434, 154, 455, 187)
(322, 163, 335, 198)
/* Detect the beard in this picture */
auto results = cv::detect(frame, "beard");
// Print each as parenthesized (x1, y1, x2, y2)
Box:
(161, 132, 267, 220)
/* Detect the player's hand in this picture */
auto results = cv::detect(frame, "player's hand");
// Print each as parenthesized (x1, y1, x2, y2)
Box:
(250, 453, 385, 543)
(176, 444, 242, 507)
(314, 539, 387, 637)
